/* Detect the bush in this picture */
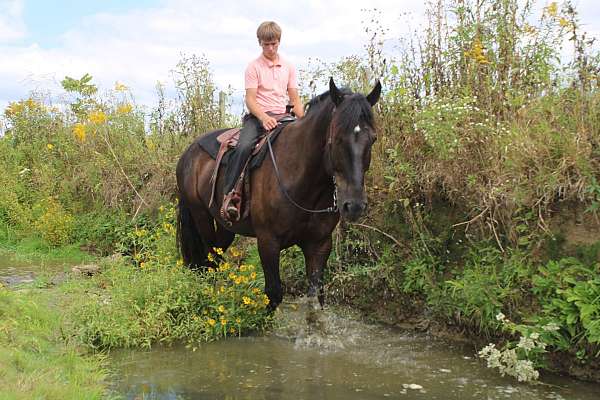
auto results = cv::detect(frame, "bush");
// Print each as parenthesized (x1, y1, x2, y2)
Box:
(33, 198, 75, 246)
(68, 250, 272, 350)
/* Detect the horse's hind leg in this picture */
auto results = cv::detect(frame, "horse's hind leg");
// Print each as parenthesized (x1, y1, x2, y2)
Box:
(190, 207, 235, 265)
(187, 203, 220, 267)
(215, 222, 235, 252)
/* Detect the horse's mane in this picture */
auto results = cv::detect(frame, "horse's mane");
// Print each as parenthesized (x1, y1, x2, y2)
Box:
(304, 87, 375, 133)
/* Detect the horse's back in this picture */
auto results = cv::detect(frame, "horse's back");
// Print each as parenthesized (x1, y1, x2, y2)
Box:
(176, 134, 218, 206)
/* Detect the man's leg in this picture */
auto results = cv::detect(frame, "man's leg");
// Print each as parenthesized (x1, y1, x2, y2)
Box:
(222, 115, 262, 219)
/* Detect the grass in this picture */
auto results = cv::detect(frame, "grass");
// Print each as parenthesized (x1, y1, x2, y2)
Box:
(0, 287, 114, 399)
(0, 235, 94, 266)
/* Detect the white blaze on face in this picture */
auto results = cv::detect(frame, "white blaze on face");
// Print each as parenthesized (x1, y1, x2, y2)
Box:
(353, 125, 361, 134)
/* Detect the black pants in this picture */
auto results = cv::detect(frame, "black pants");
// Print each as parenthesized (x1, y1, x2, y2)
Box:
(223, 114, 264, 195)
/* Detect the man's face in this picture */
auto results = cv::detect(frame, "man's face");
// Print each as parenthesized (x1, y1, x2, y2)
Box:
(260, 39, 279, 60)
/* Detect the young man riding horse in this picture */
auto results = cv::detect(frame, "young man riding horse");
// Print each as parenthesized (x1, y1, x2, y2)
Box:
(176, 21, 381, 311)
(221, 21, 305, 221)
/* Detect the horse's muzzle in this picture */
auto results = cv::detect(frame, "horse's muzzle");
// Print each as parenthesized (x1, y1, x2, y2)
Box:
(341, 200, 367, 221)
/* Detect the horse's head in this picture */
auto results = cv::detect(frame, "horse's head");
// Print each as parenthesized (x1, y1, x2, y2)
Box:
(328, 77, 381, 222)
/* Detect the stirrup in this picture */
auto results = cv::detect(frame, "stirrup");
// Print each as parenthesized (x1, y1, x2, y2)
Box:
(221, 191, 241, 222)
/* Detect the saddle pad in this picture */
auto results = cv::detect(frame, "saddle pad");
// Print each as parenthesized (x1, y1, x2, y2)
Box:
(195, 123, 289, 170)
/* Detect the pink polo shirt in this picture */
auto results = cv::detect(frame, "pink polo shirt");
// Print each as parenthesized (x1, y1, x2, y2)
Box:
(245, 54, 298, 114)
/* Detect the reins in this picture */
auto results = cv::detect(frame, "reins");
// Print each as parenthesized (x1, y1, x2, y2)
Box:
(266, 126, 338, 214)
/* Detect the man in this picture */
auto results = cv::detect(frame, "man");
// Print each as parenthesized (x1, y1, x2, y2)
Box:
(222, 21, 304, 221)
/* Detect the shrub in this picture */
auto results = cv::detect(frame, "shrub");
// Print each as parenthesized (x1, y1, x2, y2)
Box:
(68, 249, 272, 350)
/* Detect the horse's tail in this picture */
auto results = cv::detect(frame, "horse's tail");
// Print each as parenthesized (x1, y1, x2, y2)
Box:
(176, 196, 208, 269)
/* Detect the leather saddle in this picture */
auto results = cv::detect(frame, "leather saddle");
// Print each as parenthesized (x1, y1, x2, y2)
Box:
(208, 113, 296, 219)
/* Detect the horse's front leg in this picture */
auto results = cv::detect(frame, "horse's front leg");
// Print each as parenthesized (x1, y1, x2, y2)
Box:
(257, 235, 283, 311)
(300, 237, 332, 308)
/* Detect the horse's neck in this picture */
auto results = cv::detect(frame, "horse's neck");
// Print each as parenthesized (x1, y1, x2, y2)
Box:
(277, 112, 332, 188)
(296, 112, 332, 178)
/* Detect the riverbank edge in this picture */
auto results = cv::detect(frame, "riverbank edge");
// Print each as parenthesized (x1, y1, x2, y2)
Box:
(0, 284, 117, 399)
(308, 275, 600, 383)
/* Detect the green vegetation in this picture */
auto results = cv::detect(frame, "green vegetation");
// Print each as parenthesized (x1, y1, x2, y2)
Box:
(66, 253, 271, 351)
(0, 288, 112, 399)
(1, 0, 600, 386)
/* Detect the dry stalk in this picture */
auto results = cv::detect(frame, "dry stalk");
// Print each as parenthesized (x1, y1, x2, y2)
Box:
(350, 222, 406, 250)
(101, 129, 148, 216)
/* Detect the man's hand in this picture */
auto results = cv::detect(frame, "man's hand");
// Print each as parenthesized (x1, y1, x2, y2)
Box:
(260, 115, 278, 131)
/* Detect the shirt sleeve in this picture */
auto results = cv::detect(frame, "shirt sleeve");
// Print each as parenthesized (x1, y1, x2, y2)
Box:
(287, 63, 298, 89)
(245, 64, 258, 89)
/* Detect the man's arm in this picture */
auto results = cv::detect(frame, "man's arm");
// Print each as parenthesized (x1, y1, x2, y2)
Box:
(245, 88, 278, 130)
(288, 88, 304, 118)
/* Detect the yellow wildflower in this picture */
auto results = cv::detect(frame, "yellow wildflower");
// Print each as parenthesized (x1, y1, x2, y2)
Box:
(229, 247, 241, 257)
(239, 265, 247, 272)
(523, 23, 537, 35)
(176, 258, 183, 267)
(219, 286, 225, 293)
(220, 318, 227, 325)
(214, 247, 224, 256)
(140, 262, 146, 269)
(229, 327, 236, 334)
(207, 318, 216, 326)
(252, 288, 261, 294)
(73, 123, 86, 142)
(234, 277, 243, 285)
(89, 110, 107, 124)
(219, 262, 230, 272)
(208, 267, 215, 273)
(207, 253, 215, 263)
(46, 143, 54, 150)
(559, 17, 570, 28)
(5, 101, 24, 117)
(217, 305, 226, 313)
(229, 272, 237, 281)
(242, 296, 252, 305)
(235, 317, 241, 324)
(545, 2, 558, 17)
(117, 103, 133, 114)
(465, 38, 490, 65)
(135, 228, 146, 237)
(250, 272, 257, 280)
(263, 295, 270, 305)
(159, 206, 165, 213)
(114, 81, 128, 92)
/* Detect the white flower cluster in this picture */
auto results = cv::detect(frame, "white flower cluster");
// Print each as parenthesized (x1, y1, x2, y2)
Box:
(479, 343, 541, 382)
(477, 312, 552, 383)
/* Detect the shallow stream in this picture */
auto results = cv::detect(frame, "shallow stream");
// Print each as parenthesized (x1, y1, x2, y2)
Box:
(110, 301, 600, 400)
(2, 255, 599, 399)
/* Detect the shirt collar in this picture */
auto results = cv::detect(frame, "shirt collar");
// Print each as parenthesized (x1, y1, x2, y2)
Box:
(261, 54, 282, 68)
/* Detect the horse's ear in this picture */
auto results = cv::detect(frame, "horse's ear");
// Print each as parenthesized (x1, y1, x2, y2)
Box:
(366, 80, 382, 106)
(329, 77, 344, 106)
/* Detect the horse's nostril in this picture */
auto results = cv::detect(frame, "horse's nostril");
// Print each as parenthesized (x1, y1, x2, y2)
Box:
(342, 201, 352, 213)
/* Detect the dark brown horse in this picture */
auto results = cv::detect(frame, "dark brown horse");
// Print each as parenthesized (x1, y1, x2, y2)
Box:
(176, 78, 381, 310)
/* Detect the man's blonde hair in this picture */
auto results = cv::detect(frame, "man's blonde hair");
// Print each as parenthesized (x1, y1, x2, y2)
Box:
(256, 21, 281, 44)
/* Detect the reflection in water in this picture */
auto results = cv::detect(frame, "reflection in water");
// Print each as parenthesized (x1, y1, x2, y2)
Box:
(110, 300, 600, 400)
(0, 254, 37, 286)
(0, 254, 67, 286)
